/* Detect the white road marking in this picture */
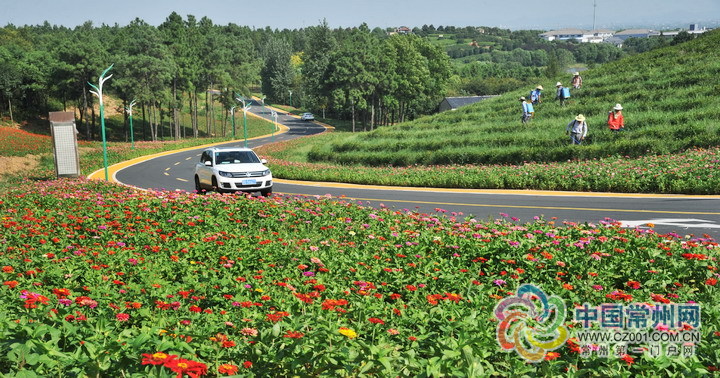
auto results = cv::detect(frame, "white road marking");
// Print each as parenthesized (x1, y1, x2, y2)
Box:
(619, 218, 720, 229)
(176, 178, 188, 182)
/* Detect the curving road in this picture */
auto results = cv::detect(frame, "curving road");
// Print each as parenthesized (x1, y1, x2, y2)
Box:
(112, 101, 720, 239)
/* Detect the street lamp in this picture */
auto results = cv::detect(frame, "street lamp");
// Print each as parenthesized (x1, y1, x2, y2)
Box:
(288, 90, 293, 107)
(88, 64, 114, 181)
(235, 95, 251, 148)
(125, 98, 137, 150)
(230, 105, 237, 139)
(270, 110, 278, 143)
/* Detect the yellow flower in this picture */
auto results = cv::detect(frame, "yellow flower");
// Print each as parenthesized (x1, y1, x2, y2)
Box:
(338, 327, 358, 339)
(158, 329, 168, 336)
(255, 288, 264, 293)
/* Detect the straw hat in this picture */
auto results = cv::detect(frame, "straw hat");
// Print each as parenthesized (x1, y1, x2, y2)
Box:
(556, 82, 562, 86)
(573, 72, 580, 76)
(519, 97, 526, 101)
(613, 103, 623, 110)
(536, 85, 544, 90)
(575, 114, 586, 122)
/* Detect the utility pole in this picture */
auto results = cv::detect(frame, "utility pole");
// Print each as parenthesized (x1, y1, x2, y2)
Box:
(593, 0, 597, 30)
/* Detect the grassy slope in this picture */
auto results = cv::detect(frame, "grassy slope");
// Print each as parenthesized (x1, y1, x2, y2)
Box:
(307, 30, 720, 167)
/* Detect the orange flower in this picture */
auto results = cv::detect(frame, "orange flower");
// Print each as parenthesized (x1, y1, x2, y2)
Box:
(218, 364, 239, 375)
(141, 352, 177, 366)
(544, 351, 560, 361)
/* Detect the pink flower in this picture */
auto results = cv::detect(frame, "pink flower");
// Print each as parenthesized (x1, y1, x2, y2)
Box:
(116, 313, 130, 322)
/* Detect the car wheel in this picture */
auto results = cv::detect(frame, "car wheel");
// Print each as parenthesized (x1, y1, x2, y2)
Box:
(194, 176, 204, 194)
(260, 187, 273, 197)
(211, 177, 223, 193)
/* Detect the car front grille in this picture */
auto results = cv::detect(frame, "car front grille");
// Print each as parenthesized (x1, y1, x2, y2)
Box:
(228, 171, 266, 178)
(234, 181, 270, 189)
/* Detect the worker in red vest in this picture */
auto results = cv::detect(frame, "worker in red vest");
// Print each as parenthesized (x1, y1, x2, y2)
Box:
(607, 103, 625, 132)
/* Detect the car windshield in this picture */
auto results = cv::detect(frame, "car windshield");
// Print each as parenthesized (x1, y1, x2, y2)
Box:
(215, 151, 260, 164)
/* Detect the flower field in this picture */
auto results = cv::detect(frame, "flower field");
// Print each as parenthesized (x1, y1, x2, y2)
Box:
(0, 127, 53, 157)
(1, 178, 718, 376)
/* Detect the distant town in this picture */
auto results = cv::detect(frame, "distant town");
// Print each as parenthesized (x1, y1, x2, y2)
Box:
(391, 24, 712, 47)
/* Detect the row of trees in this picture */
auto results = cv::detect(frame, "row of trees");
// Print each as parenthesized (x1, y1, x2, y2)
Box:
(0, 14, 261, 141)
(261, 22, 452, 131)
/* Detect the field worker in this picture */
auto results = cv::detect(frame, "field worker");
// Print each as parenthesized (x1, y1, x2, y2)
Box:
(520, 97, 532, 124)
(571, 72, 583, 89)
(607, 103, 625, 132)
(556, 82, 569, 106)
(566, 114, 588, 145)
(530, 85, 543, 105)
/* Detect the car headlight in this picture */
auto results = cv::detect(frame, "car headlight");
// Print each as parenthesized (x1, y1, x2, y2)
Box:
(262, 169, 271, 176)
(218, 171, 233, 178)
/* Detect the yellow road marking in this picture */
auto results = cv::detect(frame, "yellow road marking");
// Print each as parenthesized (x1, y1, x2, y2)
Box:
(278, 192, 720, 216)
(272, 179, 720, 199)
(174, 162, 180, 166)
(176, 178, 188, 182)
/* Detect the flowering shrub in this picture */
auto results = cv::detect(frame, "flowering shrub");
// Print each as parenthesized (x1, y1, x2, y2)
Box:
(0, 178, 718, 376)
(258, 138, 720, 194)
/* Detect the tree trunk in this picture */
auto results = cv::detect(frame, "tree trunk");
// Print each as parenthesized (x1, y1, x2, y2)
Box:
(82, 88, 90, 140)
(8, 99, 13, 124)
(205, 90, 211, 136)
(91, 104, 96, 140)
(141, 102, 147, 141)
(173, 77, 180, 141)
(351, 98, 355, 133)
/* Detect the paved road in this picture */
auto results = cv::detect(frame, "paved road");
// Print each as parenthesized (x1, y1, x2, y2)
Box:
(114, 101, 720, 239)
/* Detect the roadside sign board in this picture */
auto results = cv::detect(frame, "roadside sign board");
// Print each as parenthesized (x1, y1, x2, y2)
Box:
(49, 111, 80, 178)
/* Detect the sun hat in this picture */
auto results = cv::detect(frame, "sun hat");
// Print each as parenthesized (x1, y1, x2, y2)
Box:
(519, 97, 526, 101)
(536, 85, 544, 90)
(614, 103, 623, 110)
(575, 114, 586, 122)
(556, 82, 562, 86)
(574, 72, 580, 76)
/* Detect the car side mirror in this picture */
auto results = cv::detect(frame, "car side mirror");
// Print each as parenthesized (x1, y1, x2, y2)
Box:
(204, 161, 212, 166)
(261, 159, 268, 164)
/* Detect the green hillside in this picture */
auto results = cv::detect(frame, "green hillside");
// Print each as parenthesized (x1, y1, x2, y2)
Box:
(307, 29, 720, 167)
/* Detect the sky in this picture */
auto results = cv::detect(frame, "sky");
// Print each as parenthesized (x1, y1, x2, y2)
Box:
(2, 0, 719, 31)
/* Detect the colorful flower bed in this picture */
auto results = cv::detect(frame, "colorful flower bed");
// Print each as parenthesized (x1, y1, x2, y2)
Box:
(258, 138, 720, 194)
(0, 179, 718, 376)
(0, 127, 53, 157)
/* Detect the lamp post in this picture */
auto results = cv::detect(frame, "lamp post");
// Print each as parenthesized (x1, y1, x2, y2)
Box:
(235, 95, 251, 148)
(125, 99, 137, 150)
(88, 64, 114, 181)
(288, 90, 293, 107)
(230, 105, 237, 139)
(270, 110, 277, 143)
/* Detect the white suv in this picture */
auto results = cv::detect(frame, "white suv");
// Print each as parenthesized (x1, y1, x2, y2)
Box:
(301, 112, 315, 121)
(194, 147, 273, 196)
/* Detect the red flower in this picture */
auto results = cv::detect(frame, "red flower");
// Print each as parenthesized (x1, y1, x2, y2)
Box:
(218, 364, 239, 375)
(626, 280, 641, 290)
(368, 317, 385, 325)
(116, 313, 130, 322)
(706, 278, 718, 286)
(243, 361, 253, 369)
(141, 352, 177, 366)
(165, 358, 208, 378)
(221, 340, 236, 348)
(283, 330, 305, 339)
(620, 354, 635, 365)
